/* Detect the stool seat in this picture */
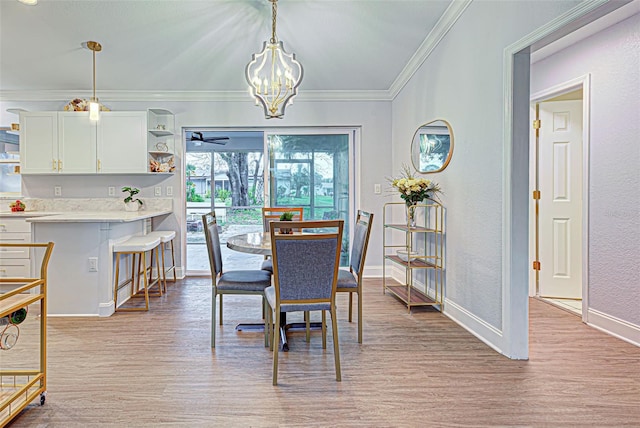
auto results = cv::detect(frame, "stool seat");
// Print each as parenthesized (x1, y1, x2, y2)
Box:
(114, 236, 161, 253)
(113, 235, 162, 312)
(146, 230, 176, 243)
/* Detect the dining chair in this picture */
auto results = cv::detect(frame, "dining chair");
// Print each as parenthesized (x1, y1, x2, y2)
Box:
(265, 219, 344, 385)
(336, 210, 374, 343)
(202, 212, 272, 348)
(260, 207, 303, 274)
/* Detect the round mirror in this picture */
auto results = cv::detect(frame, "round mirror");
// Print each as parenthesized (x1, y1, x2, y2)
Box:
(410, 119, 454, 173)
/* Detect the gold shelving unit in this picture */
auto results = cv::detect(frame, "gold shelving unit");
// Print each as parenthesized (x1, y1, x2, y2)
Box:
(383, 202, 444, 312)
(0, 242, 54, 427)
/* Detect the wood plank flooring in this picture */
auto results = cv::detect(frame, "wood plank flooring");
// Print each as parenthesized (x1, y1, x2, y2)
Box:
(4, 277, 639, 427)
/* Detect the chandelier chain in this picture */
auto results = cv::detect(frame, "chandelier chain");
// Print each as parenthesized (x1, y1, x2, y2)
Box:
(270, 0, 278, 44)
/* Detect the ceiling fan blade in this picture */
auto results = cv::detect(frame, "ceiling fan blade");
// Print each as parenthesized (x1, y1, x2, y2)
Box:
(190, 132, 229, 144)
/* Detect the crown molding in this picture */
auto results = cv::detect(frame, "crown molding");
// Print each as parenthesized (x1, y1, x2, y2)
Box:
(388, 0, 472, 99)
(0, 89, 393, 103)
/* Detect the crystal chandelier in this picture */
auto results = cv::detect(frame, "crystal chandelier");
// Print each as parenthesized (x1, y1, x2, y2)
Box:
(245, 0, 303, 119)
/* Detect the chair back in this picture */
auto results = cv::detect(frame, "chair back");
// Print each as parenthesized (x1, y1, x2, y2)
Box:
(262, 207, 304, 232)
(350, 210, 374, 276)
(270, 220, 344, 308)
(202, 212, 223, 277)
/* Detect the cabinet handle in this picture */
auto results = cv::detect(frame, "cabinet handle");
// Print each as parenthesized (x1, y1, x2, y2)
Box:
(58, 160, 62, 171)
(52, 159, 57, 171)
(98, 159, 101, 171)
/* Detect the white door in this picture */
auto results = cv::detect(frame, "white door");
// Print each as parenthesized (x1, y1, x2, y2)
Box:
(538, 100, 583, 299)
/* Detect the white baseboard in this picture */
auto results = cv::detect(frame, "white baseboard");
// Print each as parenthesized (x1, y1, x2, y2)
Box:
(99, 301, 115, 317)
(588, 308, 640, 347)
(442, 298, 505, 356)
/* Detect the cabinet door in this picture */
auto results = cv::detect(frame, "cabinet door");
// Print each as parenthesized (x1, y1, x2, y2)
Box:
(97, 112, 147, 173)
(58, 112, 98, 173)
(19, 112, 58, 174)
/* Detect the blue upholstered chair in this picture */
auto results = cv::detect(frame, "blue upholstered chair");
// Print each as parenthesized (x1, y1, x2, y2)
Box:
(202, 212, 272, 348)
(260, 207, 303, 274)
(336, 210, 374, 343)
(265, 219, 344, 385)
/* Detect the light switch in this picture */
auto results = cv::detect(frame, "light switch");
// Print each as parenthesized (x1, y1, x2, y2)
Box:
(154, 186, 162, 196)
(374, 184, 381, 194)
(166, 186, 173, 196)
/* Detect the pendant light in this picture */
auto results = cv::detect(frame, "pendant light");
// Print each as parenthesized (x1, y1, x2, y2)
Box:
(86, 41, 102, 121)
(245, 0, 303, 119)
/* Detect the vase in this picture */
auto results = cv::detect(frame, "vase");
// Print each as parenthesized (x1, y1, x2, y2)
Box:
(124, 201, 140, 212)
(406, 203, 418, 228)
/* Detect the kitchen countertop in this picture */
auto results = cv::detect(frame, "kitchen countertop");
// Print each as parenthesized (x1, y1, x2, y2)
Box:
(0, 210, 172, 223)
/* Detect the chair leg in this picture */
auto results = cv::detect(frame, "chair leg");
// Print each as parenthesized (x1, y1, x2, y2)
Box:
(305, 311, 311, 342)
(113, 253, 121, 311)
(160, 244, 167, 291)
(140, 252, 150, 311)
(169, 240, 177, 282)
(348, 292, 353, 322)
(357, 290, 363, 344)
(263, 297, 269, 348)
(211, 289, 217, 348)
(330, 306, 341, 382)
(321, 310, 327, 349)
(219, 294, 224, 325)
(272, 310, 281, 386)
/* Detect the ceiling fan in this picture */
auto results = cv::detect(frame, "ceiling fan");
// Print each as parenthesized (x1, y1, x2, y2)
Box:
(190, 131, 229, 145)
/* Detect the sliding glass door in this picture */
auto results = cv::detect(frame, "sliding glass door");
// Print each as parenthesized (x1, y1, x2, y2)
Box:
(185, 128, 355, 273)
(266, 131, 353, 265)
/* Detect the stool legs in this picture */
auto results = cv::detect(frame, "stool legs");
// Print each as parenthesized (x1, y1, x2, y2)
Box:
(113, 250, 151, 312)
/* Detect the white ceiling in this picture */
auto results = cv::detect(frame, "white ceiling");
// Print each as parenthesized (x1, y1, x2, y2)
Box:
(0, 0, 455, 100)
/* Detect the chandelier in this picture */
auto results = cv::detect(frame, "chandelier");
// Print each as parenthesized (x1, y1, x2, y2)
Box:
(245, 0, 303, 119)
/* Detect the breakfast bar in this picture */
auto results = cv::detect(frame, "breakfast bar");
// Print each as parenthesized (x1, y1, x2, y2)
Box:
(26, 210, 172, 316)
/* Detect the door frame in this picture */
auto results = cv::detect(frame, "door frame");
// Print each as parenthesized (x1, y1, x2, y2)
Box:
(529, 75, 591, 322)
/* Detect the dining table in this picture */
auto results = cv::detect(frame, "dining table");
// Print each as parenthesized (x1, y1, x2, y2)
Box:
(226, 231, 322, 351)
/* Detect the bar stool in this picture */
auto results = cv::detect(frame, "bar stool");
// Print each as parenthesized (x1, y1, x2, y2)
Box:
(146, 230, 177, 291)
(113, 235, 161, 312)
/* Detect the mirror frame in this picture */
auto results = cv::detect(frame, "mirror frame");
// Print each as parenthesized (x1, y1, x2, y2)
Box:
(410, 119, 454, 174)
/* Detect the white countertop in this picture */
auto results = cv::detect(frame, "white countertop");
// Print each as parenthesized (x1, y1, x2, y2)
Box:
(0, 210, 172, 223)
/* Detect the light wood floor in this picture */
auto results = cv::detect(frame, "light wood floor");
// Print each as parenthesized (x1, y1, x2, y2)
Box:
(5, 277, 640, 427)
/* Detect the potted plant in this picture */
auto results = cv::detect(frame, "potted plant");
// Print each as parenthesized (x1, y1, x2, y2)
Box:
(122, 187, 143, 212)
(279, 211, 294, 234)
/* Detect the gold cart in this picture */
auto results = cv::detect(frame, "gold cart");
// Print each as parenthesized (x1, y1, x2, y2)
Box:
(0, 242, 54, 427)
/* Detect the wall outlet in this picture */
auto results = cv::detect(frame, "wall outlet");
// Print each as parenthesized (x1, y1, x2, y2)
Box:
(54, 186, 62, 196)
(154, 186, 162, 196)
(88, 257, 98, 272)
(374, 183, 381, 194)
(166, 186, 173, 196)
(108, 186, 116, 197)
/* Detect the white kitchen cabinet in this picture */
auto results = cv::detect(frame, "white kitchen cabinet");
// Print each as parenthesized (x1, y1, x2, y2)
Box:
(20, 111, 147, 174)
(98, 112, 147, 173)
(58, 112, 98, 173)
(0, 218, 32, 280)
(19, 112, 58, 174)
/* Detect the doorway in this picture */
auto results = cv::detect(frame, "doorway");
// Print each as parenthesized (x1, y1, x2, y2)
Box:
(530, 86, 587, 317)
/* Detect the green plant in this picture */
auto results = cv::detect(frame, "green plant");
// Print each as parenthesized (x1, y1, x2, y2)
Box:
(122, 186, 143, 206)
(279, 211, 294, 221)
(216, 189, 231, 203)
